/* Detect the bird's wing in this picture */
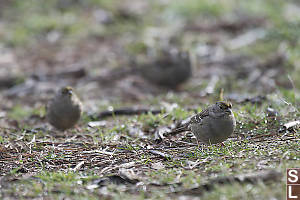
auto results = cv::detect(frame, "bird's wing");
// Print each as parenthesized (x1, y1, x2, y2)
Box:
(168, 108, 210, 135)
(189, 108, 209, 124)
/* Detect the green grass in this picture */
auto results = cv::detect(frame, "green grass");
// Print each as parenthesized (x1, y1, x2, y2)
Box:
(7, 104, 44, 121)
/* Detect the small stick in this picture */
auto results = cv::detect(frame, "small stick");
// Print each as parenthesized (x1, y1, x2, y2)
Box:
(148, 150, 173, 160)
(283, 120, 300, 131)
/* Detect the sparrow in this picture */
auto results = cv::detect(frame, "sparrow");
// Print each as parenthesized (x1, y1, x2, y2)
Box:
(46, 86, 82, 131)
(170, 102, 236, 144)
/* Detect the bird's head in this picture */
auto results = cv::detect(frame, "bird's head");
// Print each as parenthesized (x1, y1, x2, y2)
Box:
(60, 86, 73, 97)
(215, 101, 233, 114)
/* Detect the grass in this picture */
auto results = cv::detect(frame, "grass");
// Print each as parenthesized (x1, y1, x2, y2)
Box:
(2, 91, 299, 199)
(1, 95, 299, 200)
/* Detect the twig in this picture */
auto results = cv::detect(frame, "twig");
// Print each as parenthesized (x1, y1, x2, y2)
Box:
(148, 150, 173, 160)
(276, 91, 299, 113)
(283, 121, 300, 130)
(71, 161, 85, 172)
(287, 74, 297, 105)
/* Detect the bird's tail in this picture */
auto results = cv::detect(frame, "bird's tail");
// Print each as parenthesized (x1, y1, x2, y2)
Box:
(166, 124, 190, 136)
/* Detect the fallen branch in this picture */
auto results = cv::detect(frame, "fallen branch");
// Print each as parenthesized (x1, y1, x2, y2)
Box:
(32, 66, 86, 80)
(175, 170, 282, 196)
(0, 76, 23, 88)
(97, 108, 162, 119)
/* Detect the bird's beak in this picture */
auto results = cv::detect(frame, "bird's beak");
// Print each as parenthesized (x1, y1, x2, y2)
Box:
(225, 109, 232, 114)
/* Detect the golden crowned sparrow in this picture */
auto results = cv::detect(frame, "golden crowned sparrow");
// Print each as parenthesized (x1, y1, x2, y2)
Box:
(138, 50, 192, 88)
(171, 102, 236, 144)
(46, 86, 83, 131)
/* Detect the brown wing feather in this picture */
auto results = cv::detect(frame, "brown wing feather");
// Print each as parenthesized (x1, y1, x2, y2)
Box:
(189, 108, 209, 124)
(168, 107, 210, 135)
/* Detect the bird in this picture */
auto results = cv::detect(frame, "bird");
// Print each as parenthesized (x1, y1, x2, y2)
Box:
(95, 49, 191, 90)
(170, 101, 236, 144)
(137, 49, 192, 89)
(46, 86, 83, 131)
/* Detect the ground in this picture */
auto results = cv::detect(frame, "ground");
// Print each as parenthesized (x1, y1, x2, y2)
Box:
(0, 0, 299, 199)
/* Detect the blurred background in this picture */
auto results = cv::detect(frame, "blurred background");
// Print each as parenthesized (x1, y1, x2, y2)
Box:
(0, 1, 299, 198)
(0, 0, 299, 116)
